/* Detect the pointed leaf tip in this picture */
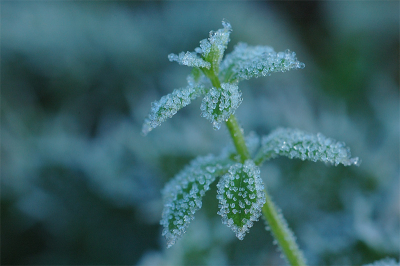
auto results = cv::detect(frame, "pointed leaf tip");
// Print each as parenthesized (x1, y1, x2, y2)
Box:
(257, 128, 361, 166)
(142, 85, 206, 135)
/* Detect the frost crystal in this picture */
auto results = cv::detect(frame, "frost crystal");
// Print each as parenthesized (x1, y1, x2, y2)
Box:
(142, 85, 206, 135)
(200, 83, 242, 130)
(196, 19, 232, 74)
(168, 51, 211, 69)
(262, 198, 307, 265)
(216, 160, 266, 240)
(258, 128, 361, 166)
(160, 154, 231, 248)
(220, 42, 305, 82)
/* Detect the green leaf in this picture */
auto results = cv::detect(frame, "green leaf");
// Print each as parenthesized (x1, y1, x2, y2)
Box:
(254, 128, 361, 166)
(200, 83, 242, 130)
(220, 42, 305, 83)
(160, 154, 232, 248)
(196, 20, 232, 75)
(168, 51, 211, 69)
(167, 20, 232, 75)
(142, 85, 206, 135)
(216, 159, 266, 240)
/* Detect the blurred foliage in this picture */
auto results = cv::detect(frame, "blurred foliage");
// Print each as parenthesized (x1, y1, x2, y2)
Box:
(1, 1, 399, 265)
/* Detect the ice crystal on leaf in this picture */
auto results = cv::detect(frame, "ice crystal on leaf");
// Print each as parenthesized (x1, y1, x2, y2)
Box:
(196, 19, 232, 75)
(168, 20, 232, 75)
(142, 85, 206, 135)
(220, 42, 305, 83)
(216, 160, 266, 240)
(142, 20, 305, 135)
(256, 128, 361, 166)
(200, 83, 242, 130)
(160, 154, 232, 248)
(168, 52, 211, 69)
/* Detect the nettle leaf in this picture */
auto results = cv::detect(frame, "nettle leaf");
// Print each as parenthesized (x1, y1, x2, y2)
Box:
(200, 83, 242, 130)
(160, 154, 232, 248)
(168, 20, 232, 75)
(255, 128, 361, 166)
(142, 85, 206, 135)
(168, 51, 211, 69)
(220, 42, 305, 83)
(216, 160, 266, 240)
(196, 20, 232, 75)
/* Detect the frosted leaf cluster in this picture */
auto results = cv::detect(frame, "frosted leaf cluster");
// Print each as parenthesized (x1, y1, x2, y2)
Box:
(142, 85, 205, 135)
(220, 42, 305, 82)
(168, 52, 211, 69)
(160, 154, 231, 248)
(196, 19, 232, 74)
(200, 83, 242, 130)
(168, 20, 232, 74)
(258, 128, 361, 166)
(143, 20, 305, 134)
(216, 160, 266, 240)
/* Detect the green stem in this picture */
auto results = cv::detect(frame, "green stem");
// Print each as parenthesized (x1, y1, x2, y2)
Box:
(226, 115, 307, 266)
(226, 114, 250, 163)
(262, 192, 307, 266)
(204, 65, 307, 266)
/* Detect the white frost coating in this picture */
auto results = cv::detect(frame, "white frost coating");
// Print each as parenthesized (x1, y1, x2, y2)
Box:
(262, 200, 307, 265)
(200, 83, 242, 130)
(196, 19, 232, 74)
(142, 85, 206, 135)
(160, 154, 231, 248)
(260, 128, 361, 166)
(363, 259, 400, 266)
(168, 51, 211, 69)
(216, 160, 266, 240)
(220, 42, 305, 82)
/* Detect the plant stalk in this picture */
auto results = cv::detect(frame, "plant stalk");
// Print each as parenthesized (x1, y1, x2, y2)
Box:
(225, 114, 307, 266)
(204, 66, 307, 266)
(262, 191, 307, 266)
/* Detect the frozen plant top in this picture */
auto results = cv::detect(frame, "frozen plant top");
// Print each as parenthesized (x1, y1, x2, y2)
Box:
(142, 20, 305, 135)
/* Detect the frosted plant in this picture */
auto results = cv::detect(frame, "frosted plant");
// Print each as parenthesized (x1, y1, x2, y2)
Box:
(142, 20, 362, 266)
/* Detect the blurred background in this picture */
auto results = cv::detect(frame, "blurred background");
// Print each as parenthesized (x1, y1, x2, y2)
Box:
(1, 1, 399, 265)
